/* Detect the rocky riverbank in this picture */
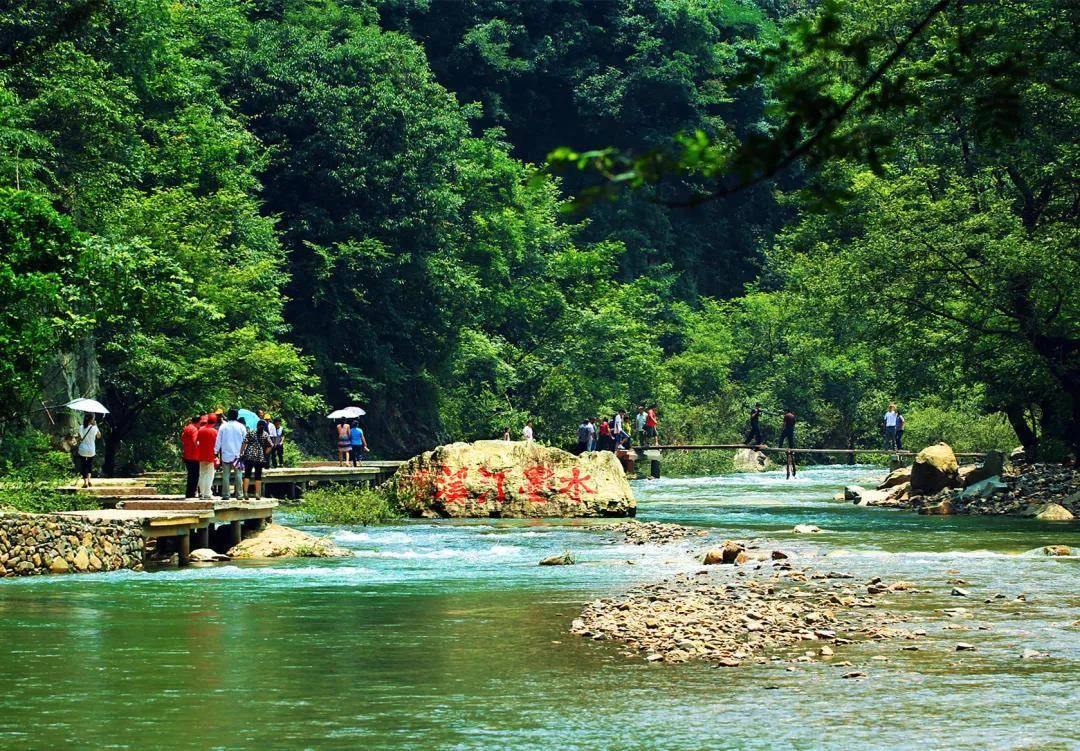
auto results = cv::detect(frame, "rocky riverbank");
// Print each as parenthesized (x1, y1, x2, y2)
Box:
(572, 561, 921, 666)
(844, 444, 1078, 519)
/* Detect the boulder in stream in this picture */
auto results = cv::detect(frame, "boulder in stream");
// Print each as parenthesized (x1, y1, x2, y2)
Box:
(910, 443, 960, 495)
(387, 440, 635, 518)
(732, 448, 773, 472)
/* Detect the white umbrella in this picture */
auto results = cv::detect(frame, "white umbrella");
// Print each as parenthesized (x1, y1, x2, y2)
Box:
(65, 398, 109, 415)
(326, 406, 366, 419)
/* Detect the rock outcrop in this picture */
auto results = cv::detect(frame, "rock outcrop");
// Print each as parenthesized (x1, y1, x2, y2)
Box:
(732, 448, 774, 472)
(910, 443, 960, 495)
(388, 441, 635, 518)
(227, 524, 350, 559)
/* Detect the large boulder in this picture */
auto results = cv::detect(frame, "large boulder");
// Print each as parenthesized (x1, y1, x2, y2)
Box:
(910, 443, 961, 495)
(732, 448, 773, 472)
(388, 440, 635, 518)
(228, 524, 351, 559)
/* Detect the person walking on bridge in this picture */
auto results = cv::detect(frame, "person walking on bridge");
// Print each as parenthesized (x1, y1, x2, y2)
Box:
(336, 421, 351, 466)
(634, 406, 646, 446)
(777, 409, 796, 449)
(645, 405, 659, 447)
(350, 422, 369, 466)
(215, 409, 247, 501)
(744, 403, 764, 446)
(576, 418, 591, 454)
(195, 415, 218, 500)
(76, 414, 101, 488)
(895, 410, 906, 451)
(181, 415, 201, 498)
(883, 403, 899, 450)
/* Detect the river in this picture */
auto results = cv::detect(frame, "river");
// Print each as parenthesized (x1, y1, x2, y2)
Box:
(0, 466, 1076, 750)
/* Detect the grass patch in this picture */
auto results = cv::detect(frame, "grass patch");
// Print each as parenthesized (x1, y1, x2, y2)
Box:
(0, 479, 101, 514)
(295, 484, 404, 525)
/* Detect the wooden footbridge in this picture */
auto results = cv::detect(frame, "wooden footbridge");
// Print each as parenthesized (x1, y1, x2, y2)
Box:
(55, 461, 406, 564)
(626, 444, 988, 478)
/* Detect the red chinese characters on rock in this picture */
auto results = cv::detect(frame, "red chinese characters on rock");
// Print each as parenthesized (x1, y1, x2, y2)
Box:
(557, 468, 596, 503)
(518, 464, 556, 503)
(434, 466, 470, 505)
(477, 467, 508, 505)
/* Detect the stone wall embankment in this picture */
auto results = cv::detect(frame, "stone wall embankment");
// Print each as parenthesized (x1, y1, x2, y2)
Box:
(0, 513, 144, 576)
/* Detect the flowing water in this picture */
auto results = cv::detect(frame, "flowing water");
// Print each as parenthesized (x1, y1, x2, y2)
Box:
(0, 466, 1077, 750)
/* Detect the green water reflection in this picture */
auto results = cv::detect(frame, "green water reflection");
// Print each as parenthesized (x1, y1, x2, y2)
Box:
(0, 466, 1076, 750)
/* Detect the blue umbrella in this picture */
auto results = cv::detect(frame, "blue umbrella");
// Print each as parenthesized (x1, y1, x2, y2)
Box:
(237, 409, 260, 429)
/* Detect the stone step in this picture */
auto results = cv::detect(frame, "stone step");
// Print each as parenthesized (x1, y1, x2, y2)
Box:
(59, 486, 158, 497)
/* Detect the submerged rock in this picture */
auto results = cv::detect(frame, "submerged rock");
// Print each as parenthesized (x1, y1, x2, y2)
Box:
(388, 440, 635, 518)
(190, 548, 230, 562)
(539, 552, 575, 566)
(227, 524, 350, 559)
(1039, 545, 1072, 557)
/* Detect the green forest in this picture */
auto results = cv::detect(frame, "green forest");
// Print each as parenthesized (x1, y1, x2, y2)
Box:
(1, 0, 1076, 475)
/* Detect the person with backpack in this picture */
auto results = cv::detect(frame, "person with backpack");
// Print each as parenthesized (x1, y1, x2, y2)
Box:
(576, 418, 591, 454)
(240, 419, 274, 500)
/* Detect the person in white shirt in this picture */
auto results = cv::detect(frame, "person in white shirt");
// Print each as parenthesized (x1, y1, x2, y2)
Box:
(214, 409, 248, 500)
(522, 420, 534, 442)
(614, 410, 624, 436)
(76, 414, 101, 488)
(883, 403, 899, 450)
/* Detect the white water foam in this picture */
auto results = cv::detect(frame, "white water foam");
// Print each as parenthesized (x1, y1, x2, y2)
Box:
(333, 530, 414, 545)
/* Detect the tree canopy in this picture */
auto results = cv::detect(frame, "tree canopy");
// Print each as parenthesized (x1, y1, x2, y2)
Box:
(0, 0, 1074, 469)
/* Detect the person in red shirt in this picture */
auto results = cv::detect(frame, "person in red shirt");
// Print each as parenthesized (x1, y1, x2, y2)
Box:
(195, 415, 219, 500)
(645, 405, 659, 446)
(181, 415, 201, 499)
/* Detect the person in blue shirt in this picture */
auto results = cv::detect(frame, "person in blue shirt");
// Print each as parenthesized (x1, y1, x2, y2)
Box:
(349, 422, 369, 466)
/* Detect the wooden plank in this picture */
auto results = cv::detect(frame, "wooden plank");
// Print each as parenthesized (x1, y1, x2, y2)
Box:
(639, 444, 987, 458)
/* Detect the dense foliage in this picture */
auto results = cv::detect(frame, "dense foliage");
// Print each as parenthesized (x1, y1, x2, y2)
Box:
(0, 0, 1073, 472)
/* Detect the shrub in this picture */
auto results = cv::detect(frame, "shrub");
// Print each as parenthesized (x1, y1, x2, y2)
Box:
(295, 484, 404, 525)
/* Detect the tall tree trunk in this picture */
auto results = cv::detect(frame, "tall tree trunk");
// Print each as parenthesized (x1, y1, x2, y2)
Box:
(1004, 403, 1038, 460)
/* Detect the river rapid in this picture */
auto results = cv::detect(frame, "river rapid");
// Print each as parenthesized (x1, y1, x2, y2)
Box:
(0, 466, 1076, 750)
